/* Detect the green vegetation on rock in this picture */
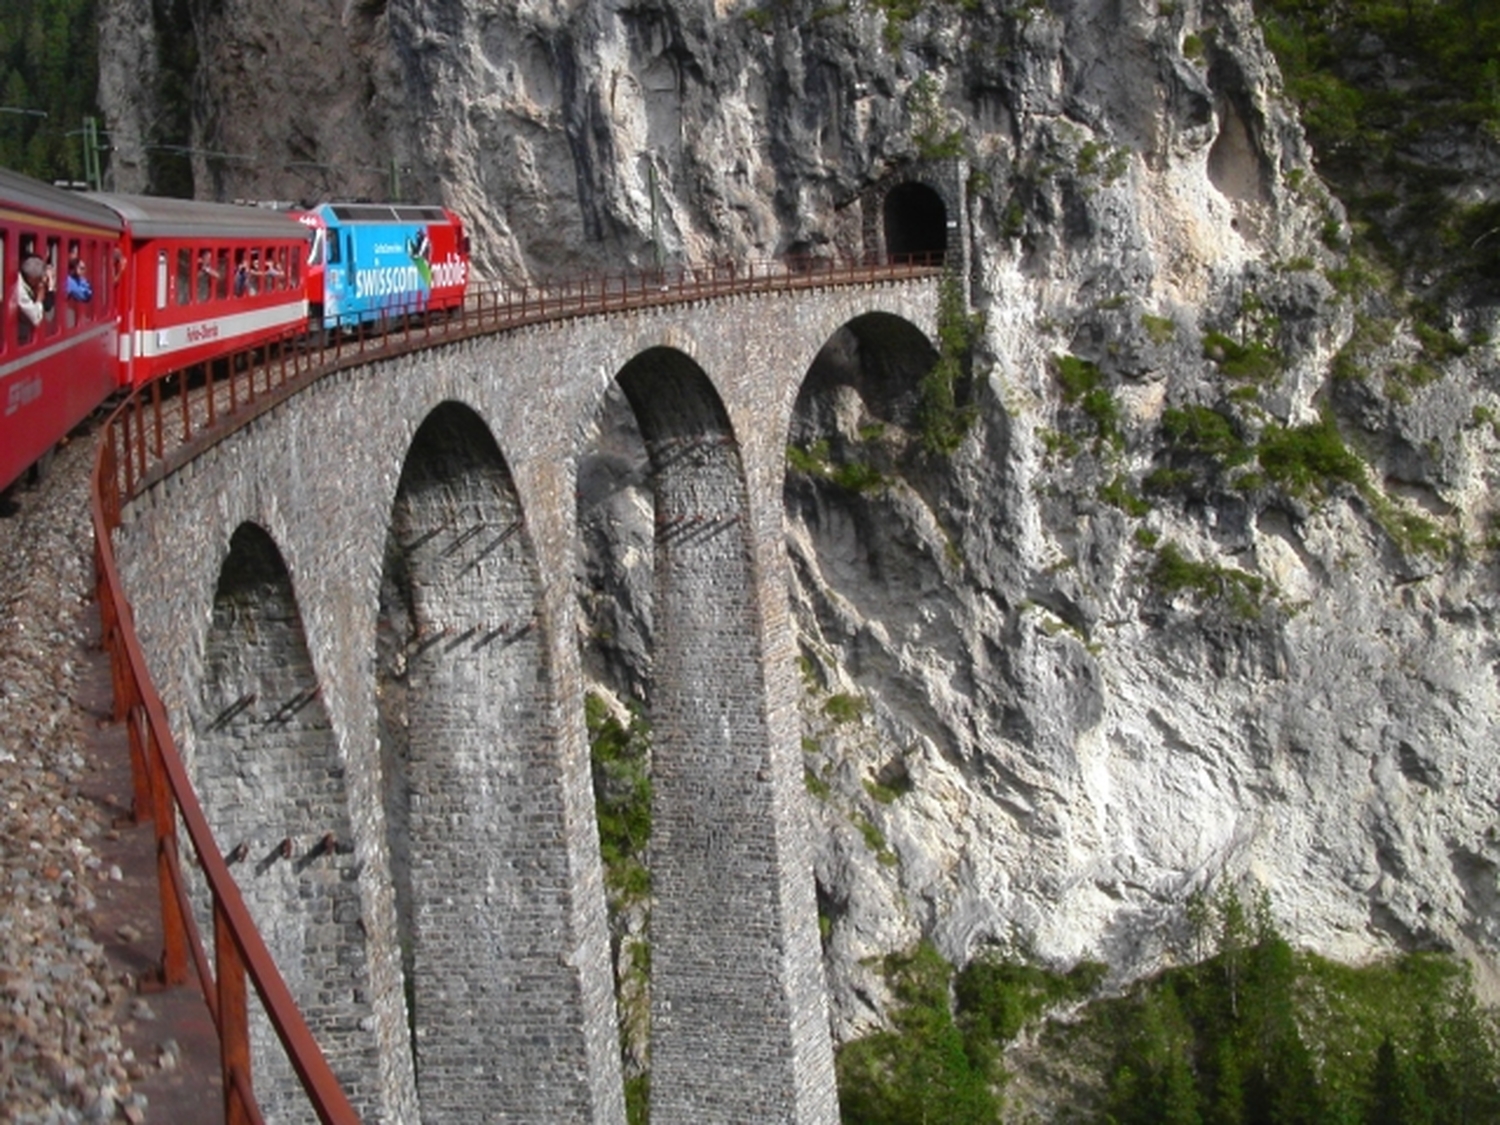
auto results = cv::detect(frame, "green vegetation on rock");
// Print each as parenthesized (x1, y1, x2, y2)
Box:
(1256, 0, 1500, 292)
(919, 273, 983, 455)
(837, 891, 1500, 1123)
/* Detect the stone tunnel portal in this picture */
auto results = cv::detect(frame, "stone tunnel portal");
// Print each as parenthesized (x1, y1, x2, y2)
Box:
(882, 181, 948, 264)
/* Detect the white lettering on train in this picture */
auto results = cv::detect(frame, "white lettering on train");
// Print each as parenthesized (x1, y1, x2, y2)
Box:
(430, 254, 468, 289)
(353, 253, 467, 300)
(5, 375, 43, 418)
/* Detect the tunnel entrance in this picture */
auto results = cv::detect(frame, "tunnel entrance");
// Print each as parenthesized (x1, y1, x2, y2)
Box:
(882, 181, 948, 264)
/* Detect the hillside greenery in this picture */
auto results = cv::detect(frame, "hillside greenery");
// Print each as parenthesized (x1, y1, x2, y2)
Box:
(836, 890, 1500, 1123)
(1254, 0, 1500, 294)
(0, 0, 99, 183)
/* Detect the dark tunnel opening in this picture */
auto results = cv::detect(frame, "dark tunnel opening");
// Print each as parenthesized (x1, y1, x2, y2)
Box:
(882, 181, 948, 264)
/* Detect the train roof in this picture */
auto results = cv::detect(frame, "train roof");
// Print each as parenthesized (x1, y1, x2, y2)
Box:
(313, 202, 456, 224)
(0, 166, 125, 233)
(88, 192, 311, 242)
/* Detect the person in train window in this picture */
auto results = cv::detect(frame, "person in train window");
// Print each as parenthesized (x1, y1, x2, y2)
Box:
(233, 251, 250, 297)
(261, 249, 285, 290)
(198, 250, 221, 301)
(15, 256, 55, 340)
(66, 252, 93, 302)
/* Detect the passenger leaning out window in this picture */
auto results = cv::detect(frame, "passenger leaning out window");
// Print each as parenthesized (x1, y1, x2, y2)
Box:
(15, 256, 55, 342)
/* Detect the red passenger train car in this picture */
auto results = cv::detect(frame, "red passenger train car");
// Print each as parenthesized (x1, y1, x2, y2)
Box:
(2, 165, 468, 505)
(97, 193, 310, 388)
(1, 167, 124, 494)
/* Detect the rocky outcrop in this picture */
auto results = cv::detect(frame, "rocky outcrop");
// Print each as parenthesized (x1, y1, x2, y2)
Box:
(98, 0, 1500, 1058)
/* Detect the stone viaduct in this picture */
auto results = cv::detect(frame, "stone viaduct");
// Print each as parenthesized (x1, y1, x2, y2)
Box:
(112, 275, 943, 1123)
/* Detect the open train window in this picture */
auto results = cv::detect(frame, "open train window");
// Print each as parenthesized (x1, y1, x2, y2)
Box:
(176, 248, 192, 306)
(43, 237, 60, 338)
(65, 241, 79, 327)
(16, 234, 38, 346)
(197, 248, 216, 302)
(65, 238, 93, 326)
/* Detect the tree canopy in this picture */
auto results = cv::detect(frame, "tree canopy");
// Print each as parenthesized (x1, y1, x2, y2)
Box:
(0, 0, 99, 183)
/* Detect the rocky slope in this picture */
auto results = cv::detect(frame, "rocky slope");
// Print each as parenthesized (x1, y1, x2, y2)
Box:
(98, 0, 1500, 1058)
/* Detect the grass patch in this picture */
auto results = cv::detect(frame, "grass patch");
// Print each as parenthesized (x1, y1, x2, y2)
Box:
(1142, 313, 1177, 344)
(1162, 404, 1254, 466)
(805, 768, 832, 800)
(824, 692, 867, 723)
(1055, 353, 1122, 449)
(1255, 413, 1366, 498)
(1150, 542, 1270, 620)
(587, 694, 652, 906)
(1202, 330, 1283, 385)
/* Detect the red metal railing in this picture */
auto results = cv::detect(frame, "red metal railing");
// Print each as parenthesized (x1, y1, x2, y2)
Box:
(89, 252, 940, 1123)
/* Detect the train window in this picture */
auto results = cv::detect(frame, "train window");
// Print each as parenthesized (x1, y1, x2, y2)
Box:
(176, 248, 192, 306)
(0, 233, 7, 352)
(43, 238, 60, 337)
(97, 243, 112, 313)
(84, 241, 98, 318)
(16, 234, 39, 345)
(65, 241, 79, 327)
(156, 250, 169, 309)
(326, 229, 341, 265)
(307, 228, 324, 267)
(197, 249, 216, 302)
(216, 250, 229, 300)
(290, 246, 301, 288)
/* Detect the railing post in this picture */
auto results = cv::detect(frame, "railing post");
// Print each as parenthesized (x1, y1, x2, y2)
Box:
(125, 689, 151, 821)
(205, 360, 217, 428)
(150, 718, 191, 986)
(178, 371, 190, 445)
(216, 901, 255, 1125)
(151, 378, 164, 461)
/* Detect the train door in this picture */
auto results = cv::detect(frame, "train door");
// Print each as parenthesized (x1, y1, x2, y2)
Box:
(324, 221, 346, 325)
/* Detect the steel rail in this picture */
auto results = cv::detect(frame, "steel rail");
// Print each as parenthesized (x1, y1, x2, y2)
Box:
(89, 251, 941, 1122)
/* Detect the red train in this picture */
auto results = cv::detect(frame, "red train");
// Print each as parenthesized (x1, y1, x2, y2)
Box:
(1, 166, 471, 500)
(2, 167, 125, 493)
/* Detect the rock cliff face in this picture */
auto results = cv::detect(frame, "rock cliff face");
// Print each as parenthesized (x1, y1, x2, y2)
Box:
(99, 0, 1500, 1050)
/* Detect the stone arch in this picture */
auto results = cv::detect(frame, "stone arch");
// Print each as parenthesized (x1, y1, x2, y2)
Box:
(587, 346, 834, 1124)
(782, 313, 951, 1014)
(375, 400, 596, 1121)
(883, 181, 949, 263)
(789, 312, 943, 447)
(195, 521, 377, 1124)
